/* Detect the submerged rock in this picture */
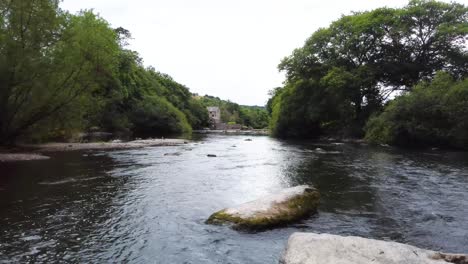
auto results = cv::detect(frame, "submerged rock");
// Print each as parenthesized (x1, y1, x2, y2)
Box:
(313, 148, 342, 155)
(280, 233, 468, 264)
(206, 185, 320, 231)
(164, 152, 182, 156)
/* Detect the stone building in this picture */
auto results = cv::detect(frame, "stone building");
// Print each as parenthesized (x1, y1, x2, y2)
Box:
(207, 107, 221, 127)
(207, 106, 243, 130)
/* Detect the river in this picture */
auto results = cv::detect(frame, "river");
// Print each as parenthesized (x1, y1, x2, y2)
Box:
(1, 135, 467, 263)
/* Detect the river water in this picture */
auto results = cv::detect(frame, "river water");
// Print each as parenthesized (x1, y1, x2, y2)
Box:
(1, 135, 468, 263)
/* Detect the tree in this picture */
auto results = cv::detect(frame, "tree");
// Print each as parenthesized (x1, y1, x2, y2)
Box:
(0, 1, 120, 143)
(270, 0, 468, 139)
(0, 1, 218, 143)
(130, 95, 192, 137)
(282, 0, 467, 93)
(365, 72, 468, 149)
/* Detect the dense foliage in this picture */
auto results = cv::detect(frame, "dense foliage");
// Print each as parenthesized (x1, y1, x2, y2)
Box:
(198, 95, 269, 129)
(0, 0, 209, 143)
(366, 73, 468, 149)
(269, 0, 468, 141)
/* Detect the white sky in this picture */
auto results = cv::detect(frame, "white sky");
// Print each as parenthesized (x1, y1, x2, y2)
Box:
(61, 0, 464, 106)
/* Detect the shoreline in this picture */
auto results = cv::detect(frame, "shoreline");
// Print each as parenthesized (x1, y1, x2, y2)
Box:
(193, 129, 269, 136)
(0, 139, 187, 162)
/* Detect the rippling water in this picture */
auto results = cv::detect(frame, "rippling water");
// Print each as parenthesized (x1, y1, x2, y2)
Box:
(1, 135, 468, 263)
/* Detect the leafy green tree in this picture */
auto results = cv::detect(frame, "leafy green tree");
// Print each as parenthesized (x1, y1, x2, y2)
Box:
(184, 99, 210, 129)
(239, 107, 269, 129)
(130, 95, 191, 137)
(95, 50, 196, 137)
(0, 1, 210, 143)
(366, 72, 468, 149)
(0, 1, 120, 143)
(150, 71, 209, 129)
(271, 0, 468, 139)
(266, 87, 284, 115)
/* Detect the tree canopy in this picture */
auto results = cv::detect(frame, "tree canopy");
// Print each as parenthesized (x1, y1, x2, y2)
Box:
(366, 73, 468, 149)
(270, 0, 468, 140)
(0, 1, 211, 143)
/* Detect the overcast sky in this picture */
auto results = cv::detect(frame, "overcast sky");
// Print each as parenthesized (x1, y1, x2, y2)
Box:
(61, 0, 463, 106)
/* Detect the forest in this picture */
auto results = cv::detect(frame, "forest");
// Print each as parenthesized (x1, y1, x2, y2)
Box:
(0, 0, 270, 145)
(0, 0, 212, 143)
(268, 0, 468, 148)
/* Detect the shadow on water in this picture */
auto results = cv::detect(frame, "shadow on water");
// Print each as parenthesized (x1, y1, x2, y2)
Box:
(0, 151, 149, 262)
(1, 135, 468, 263)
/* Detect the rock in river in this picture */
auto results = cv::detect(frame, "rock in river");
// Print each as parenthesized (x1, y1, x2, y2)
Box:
(164, 152, 182, 156)
(206, 185, 320, 231)
(280, 232, 468, 264)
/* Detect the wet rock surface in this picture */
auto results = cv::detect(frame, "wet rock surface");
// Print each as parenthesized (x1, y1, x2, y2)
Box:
(206, 185, 320, 231)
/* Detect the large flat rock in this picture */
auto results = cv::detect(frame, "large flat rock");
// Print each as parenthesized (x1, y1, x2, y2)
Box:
(280, 233, 467, 264)
(206, 185, 320, 231)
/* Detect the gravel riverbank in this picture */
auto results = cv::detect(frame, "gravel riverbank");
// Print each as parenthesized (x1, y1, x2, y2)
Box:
(0, 139, 187, 162)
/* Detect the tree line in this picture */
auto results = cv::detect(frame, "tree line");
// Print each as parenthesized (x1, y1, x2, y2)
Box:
(0, 0, 213, 144)
(268, 0, 468, 148)
(198, 95, 269, 129)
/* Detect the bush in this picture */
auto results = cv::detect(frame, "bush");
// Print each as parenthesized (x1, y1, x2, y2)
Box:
(365, 73, 468, 149)
(130, 95, 192, 137)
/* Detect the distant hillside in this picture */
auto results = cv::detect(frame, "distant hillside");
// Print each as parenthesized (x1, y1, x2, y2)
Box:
(193, 95, 269, 129)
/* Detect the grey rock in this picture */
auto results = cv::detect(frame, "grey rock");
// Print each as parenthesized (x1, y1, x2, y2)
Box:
(206, 185, 319, 231)
(280, 233, 467, 264)
(164, 152, 182, 156)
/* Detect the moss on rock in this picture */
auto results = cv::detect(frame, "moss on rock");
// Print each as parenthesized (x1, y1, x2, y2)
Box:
(206, 186, 320, 231)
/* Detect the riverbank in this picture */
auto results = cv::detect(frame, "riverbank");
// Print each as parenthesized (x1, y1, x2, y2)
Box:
(0, 153, 51, 162)
(193, 129, 269, 136)
(0, 139, 187, 162)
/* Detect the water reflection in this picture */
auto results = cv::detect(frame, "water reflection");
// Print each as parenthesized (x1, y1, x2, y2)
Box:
(0, 152, 123, 262)
(1, 135, 468, 263)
